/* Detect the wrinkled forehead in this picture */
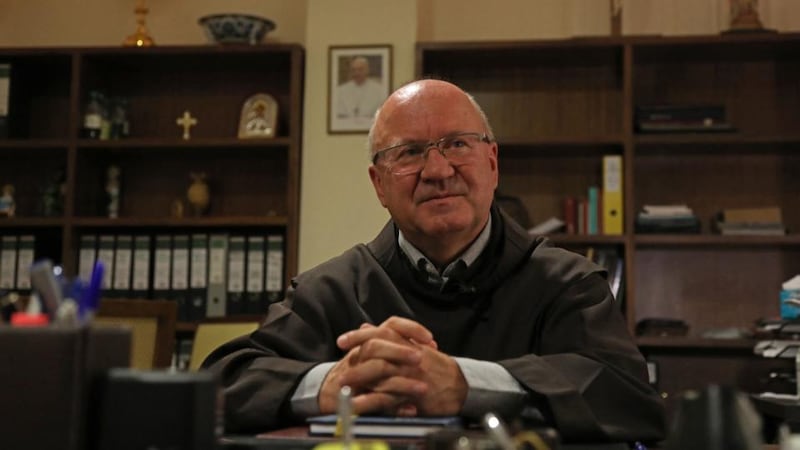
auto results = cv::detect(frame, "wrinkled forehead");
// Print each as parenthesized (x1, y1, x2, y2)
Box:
(373, 87, 484, 148)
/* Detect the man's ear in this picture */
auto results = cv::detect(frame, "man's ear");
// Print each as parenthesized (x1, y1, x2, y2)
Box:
(368, 165, 388, 208)
(488, 142, 499, 188)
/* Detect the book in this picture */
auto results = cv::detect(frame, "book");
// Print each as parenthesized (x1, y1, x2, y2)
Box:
(226, 236, 247, 316)
(131, 235, 152, 299)
(152, 235, 172, 301)
(206, 234, 228, 318)
(307, 415, 462, 438)
(720, 206, 782, 224)
(171, 235, 190, 320)
(563, 196, 576, 234)
(265, 234, 284, 304)
(642, 204, 693, 217)
(0, 235, 17, 290)
(602, 155, 623, 235)
(245, 236, 266, 314)
(97, 235, 116, 291)
(587, 185, 599, 235)
(15, 235, 35, 292)
(188, 233, 209, 321)
(112, 235, 133, 298)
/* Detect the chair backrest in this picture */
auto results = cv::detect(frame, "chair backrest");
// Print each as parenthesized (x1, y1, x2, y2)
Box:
(95, 299, 177, 369)
(189, 322, 259, 371)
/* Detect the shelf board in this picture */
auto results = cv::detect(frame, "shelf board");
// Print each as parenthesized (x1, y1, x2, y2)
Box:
(76, 137, 293, 149)
(0, 139, 69, 149)
(636, 336, 757, 351)
(501, 135, 624, 146)
(635, 133, 800, 147)
(543, 234, 626, 246)
(635, 234, 800, 247)
(71, 216, 288, 228)
(0, 217, 65, 227)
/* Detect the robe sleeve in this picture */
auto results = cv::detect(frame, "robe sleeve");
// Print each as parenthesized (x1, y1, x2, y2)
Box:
(498, 272, 666, 443)
(200, 280, 352, 433)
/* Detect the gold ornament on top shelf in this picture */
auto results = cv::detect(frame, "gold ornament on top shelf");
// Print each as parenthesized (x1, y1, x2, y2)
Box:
(238, 93, 278, 139)
(725, 0, 771, 33)
(123, 0, 156, 47)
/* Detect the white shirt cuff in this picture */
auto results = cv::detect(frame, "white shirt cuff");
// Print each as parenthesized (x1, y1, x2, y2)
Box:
(290, 362, 335, 418)
(454, 357, 528, 418)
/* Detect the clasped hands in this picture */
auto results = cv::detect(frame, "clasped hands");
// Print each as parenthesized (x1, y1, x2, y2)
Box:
(319, 316, 467, 417)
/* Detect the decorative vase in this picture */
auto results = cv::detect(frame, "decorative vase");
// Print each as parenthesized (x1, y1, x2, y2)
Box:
(186, 172, 210, 216)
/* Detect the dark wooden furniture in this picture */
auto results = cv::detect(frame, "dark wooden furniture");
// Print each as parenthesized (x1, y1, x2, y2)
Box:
(417, 33, 800, 414)
(0, 45, 304, 328)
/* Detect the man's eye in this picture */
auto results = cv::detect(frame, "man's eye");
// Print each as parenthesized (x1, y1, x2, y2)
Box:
(448, 138, 469, 149)
(397, 145, 425, 159)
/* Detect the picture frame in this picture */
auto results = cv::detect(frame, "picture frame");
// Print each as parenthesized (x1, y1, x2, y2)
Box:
(328, 45, 392, 134)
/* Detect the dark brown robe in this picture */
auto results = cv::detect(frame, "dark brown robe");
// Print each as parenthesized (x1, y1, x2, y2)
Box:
(202, 206, 666, 443)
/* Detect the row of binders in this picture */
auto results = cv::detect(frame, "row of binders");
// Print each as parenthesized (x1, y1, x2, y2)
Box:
(77, 233, 284, 321)
(0, 235, 35, 292)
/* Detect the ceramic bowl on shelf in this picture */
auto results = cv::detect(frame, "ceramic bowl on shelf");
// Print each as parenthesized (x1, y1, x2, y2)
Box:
(198, 14, 276, 45)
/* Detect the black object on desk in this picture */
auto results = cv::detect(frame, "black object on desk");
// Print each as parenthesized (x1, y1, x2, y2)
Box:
(663, 385, 762, 450)
(0, 325, 131, 450)
(91, 368, 219, 450)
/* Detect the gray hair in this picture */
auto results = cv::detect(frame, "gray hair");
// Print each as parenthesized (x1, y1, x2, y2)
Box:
(366, 88, 495, 162)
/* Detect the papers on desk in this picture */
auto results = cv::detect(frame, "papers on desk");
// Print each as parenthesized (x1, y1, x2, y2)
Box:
(307, 415, 462, 438)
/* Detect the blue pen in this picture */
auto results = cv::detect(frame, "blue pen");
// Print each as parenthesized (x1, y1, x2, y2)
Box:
(81, 261, 105, 320)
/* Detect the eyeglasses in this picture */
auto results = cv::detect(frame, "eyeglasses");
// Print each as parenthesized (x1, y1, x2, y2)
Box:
(372, 132, 493, 176)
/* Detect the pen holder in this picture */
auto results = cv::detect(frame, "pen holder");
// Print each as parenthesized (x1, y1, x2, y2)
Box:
(0, 326, 131, 450)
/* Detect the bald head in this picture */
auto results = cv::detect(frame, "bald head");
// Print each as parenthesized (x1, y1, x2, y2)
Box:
(368, 80, 493, 157)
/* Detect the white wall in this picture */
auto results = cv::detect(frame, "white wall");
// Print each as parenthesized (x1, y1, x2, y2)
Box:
(299, 0, 416, 271)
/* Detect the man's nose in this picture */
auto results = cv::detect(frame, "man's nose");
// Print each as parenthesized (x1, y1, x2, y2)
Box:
(420, 145, 455, 178)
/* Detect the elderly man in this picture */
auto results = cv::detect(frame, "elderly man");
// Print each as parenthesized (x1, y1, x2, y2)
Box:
(203, 79, 666, 443)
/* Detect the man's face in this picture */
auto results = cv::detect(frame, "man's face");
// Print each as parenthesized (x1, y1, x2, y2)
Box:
(368, 82, 498, 246)
(349, 58, 369, 85)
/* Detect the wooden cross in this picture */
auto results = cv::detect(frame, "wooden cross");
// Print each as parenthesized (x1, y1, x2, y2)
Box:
(176, 110, 198, 140)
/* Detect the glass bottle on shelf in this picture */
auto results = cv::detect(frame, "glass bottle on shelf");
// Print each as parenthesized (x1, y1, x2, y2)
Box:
(109, 97, 130, 139)
(81, 90, 105, 139)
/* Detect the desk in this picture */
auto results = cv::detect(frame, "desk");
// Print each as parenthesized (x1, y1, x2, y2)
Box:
(220, 427, 630, 450)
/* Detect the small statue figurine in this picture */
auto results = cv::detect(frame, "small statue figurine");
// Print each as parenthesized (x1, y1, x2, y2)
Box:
(106, 165, 121, 218)
(0, 184, 16, 218)
(186, 172, 210, 216)
(170, 198, 185, 218)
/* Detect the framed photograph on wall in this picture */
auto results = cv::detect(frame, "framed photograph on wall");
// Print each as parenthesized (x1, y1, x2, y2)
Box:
(328, 45, 392, 134)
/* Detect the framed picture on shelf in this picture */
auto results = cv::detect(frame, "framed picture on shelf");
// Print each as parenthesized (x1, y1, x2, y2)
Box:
(328, 45, 392, 134)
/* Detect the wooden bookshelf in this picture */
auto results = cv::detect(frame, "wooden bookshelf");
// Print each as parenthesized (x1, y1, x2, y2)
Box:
(417, 32, 800, 412)
(0, 45, 304, 329)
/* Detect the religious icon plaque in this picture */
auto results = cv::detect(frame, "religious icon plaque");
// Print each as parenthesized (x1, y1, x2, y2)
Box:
(238, 93, 278, 139)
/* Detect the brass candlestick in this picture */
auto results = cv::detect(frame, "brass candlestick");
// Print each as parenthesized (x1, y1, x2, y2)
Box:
(123, 0, 155, 47)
